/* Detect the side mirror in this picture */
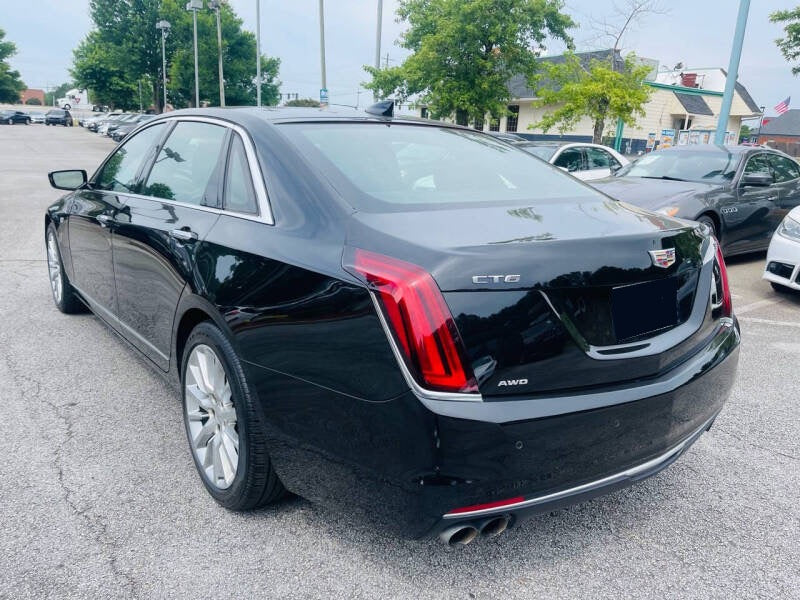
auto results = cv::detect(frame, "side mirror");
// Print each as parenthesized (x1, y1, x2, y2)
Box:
(740, 172, 773, 187)
(610, 163, 622, 173)
(49, 169, 87, 191)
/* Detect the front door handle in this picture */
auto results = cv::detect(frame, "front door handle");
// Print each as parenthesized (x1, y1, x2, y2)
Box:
(170, 228, 198, 242)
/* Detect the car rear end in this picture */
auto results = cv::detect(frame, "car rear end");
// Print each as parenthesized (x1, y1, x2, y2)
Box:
(279, 119, 740, 542)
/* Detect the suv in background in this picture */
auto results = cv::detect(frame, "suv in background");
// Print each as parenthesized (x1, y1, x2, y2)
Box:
(45, 109, 73, 127)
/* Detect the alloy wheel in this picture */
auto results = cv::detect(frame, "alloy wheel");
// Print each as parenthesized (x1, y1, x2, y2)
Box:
(46, 231, 63, 304)
(184, 344, 239, 490)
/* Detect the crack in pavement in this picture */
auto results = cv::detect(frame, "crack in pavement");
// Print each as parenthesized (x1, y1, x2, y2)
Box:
(715, 426, 798, 462)
(1, 343, 139, 599)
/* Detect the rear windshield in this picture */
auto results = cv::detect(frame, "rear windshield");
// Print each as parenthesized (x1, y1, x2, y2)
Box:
(282, 123, 600, 211)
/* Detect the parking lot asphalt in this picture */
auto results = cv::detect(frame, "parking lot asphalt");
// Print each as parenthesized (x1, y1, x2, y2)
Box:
(0, 123, 798, 600)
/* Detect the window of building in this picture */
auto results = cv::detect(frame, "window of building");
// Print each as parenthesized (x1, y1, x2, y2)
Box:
(506, 105, 520, 132)
(474, 117, 484, 131)
(420, 107, 428, 119)
(455, 109, 468, 127)
(488, 116, 500, 132)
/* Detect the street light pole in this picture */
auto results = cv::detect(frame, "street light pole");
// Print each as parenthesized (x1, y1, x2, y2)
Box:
(208, 0, 225, 107)
(319, 0, 327, 91)
(156, 20, 171, 113)
(256, 0, 261, 107)
(186, 1, 202, 108)
(715, 0, 751, 145)
(374, 0, 383, 101)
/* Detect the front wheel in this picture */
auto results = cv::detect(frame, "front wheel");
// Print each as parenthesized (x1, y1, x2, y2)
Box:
(46, 224, 84, 314)
(6, 118, 12, 125)
(697, 215, 717, 240)
(181, 321, 286, 511)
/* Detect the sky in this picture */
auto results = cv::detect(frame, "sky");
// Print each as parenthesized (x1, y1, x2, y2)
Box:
(3, 0, 800, 119)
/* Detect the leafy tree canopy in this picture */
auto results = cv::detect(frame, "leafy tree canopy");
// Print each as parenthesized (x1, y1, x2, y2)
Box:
(771, 8, 800, 75)
(363, 0, 574, 122)
(533, 52, 652, 143)
(0, 28, 26, 104)
(72, 0, 280, 111)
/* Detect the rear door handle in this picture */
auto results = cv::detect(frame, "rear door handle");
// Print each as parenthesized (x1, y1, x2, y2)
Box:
(170, 228, 198, 242)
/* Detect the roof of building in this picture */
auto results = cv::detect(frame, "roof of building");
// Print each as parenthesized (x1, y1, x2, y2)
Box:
(674, 92, 714, 116)
(759, 109, 800, 136)
(508, 49, 622, 99)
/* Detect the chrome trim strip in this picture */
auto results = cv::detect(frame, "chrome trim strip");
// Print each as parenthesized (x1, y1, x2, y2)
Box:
(369, 293, 483, 403)
(71, 283, 170, 363)
(442, 414, 715, 519)
(104, 115, 274, 225)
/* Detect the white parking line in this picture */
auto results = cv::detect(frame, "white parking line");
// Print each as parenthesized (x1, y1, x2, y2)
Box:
(738, 316, 800, 329)
(734, 298, 782, 315)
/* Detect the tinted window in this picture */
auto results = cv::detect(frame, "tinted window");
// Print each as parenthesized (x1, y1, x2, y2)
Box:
(143, 121, 227, 205)
(554, 148, 584, 172)
(743, 154, 772, 178)
(586, 147, 619, 169)
(518, 144, 558, 161)
(769, 154, 800, 183)
(224, 135, 258, 214)
(94, 123, 166, 193)
(282, 123, 600, 210)
(618, 150, 740, 184)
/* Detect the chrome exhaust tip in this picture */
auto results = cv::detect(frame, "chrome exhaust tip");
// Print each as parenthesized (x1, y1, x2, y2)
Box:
(479, 516, 509, 538)
(439, 525, 479, 546)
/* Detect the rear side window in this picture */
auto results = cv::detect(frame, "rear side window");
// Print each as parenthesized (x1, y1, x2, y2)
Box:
(224, 135, 258, 214)
(769, 154, 800, 183)
(94, 123, 166, 193)
(554, 148, 584, 172)
(586, 147, 620, 169)
(143, 121, 227, 205)
(282, 123, 600, 210)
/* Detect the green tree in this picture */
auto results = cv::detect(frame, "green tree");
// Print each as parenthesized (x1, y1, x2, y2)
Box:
(772, 8, 800, 75)
(285, 98, 320, 107)
(363, 0, 574, 122)
(0, 28, 26, 103)
(72, 0, 280, 112)
(533, 52, 652, 143)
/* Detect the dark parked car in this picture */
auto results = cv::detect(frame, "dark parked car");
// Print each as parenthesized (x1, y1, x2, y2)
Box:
(110, 114, 155, 141)
(591, 145, 800, 256)
(45, 108, 73, 126)
(44, 107, 740, 545)
(0, 109, 31, 124)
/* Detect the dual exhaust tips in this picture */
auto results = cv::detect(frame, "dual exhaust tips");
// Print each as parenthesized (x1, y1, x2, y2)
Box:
(439, 516, 510, 546)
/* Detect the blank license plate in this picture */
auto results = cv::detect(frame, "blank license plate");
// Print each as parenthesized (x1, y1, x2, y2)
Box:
(612, 278, 678, 341)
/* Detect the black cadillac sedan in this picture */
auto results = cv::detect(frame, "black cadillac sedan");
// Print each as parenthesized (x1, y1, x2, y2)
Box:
(591, 144, 800, 256)
(45, 106, 740, 545)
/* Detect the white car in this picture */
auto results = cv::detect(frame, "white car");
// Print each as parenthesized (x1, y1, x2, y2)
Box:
(763, 206, 800, 292)
(515, 142, 630, 181)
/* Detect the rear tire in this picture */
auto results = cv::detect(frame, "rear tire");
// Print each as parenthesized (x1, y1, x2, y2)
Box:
(181, 321, 286, 511)
(46, 224, 84, 314)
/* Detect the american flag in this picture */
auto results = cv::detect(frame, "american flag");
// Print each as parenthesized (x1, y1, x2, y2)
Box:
(775, 97, 791, 115)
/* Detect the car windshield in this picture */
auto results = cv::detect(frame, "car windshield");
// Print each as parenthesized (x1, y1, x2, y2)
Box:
(518, 145, 559, 161)
(282, 123, 600, 211)
(617, 150, 740, 184)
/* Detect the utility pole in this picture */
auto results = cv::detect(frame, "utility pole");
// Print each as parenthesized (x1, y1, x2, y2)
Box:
(374, 0, 383, 101)
(186, 1, 202, 108)
(156, 20, 171, 112)
(208, 0, 225, 107)
(319, 0, 327, 106)
(715, 0, 751, 145)
(256, 0, 261, 107)
(384, 53, 390, 69)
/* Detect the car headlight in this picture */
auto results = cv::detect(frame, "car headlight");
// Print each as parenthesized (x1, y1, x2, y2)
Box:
(778, 215, 800, 241)
(656, 206, 680, 217)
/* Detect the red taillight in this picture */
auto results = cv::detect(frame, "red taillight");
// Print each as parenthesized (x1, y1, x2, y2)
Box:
(713, 240, 732, 317)
(448, 496, 525, 515)
(346, 248, 479, 394)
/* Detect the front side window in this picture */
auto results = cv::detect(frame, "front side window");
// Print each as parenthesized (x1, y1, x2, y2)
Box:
(224, 135, 258, 214)
(143, 121, 227, 205)
(282, 123, 601, 211)
(94, 123, 166, 193)
(768, 154, 800, 183)
(743, 154, 772, 178)
(554, 148, 584, 172)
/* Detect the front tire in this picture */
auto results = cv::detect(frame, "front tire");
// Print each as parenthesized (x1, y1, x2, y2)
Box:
(181, 321, 285, 511)
(697, 215, 717, 240)
(46, 224, 84, 314)
(7, 118, 12, 125)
